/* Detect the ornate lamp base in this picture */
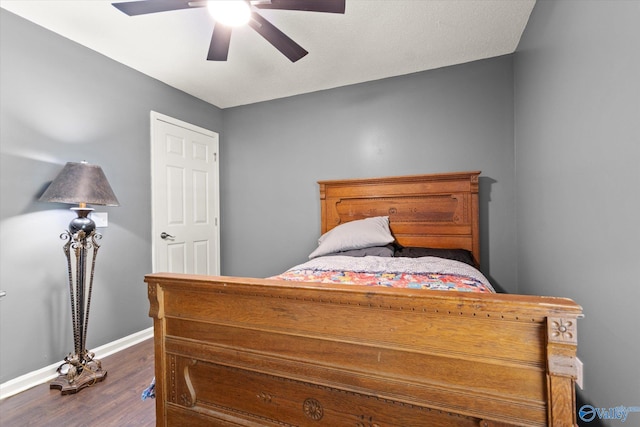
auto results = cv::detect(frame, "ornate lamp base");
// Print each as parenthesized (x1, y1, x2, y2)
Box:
(50, 352, 107, 395)
(49, 216, 108, 395)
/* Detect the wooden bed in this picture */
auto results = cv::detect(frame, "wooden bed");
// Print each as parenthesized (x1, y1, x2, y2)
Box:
(145, 171, 582, 426)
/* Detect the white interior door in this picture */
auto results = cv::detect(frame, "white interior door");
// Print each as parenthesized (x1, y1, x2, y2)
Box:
(151, 111, 220, 275)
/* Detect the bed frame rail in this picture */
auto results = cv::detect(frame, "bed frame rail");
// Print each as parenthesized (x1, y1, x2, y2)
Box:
(146, 273, 581, 427)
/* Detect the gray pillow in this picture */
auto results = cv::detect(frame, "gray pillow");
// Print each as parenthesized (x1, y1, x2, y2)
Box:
(309, 216, 394, 259)
(324, 244, 395, 258)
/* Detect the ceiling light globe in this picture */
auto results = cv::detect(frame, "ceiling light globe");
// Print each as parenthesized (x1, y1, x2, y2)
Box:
(207, 1, 251, 27)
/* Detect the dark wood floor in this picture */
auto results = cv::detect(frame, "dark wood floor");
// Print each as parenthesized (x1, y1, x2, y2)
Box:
(0, 338, 156, 426)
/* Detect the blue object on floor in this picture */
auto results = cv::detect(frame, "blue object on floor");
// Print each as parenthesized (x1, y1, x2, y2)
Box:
(141, 377, 156, 401)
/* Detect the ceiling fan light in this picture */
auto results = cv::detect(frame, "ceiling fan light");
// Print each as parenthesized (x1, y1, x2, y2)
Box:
(207, 1, 251, 27)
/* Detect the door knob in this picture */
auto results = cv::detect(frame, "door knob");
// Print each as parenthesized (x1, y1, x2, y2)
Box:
(160, 232, 175, 240)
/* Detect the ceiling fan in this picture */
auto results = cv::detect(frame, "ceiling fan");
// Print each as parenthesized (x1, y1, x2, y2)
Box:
(112, 0, 346, 62)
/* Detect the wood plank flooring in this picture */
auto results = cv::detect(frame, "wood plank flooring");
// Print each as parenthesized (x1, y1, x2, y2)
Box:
(0, 338, 156, 426)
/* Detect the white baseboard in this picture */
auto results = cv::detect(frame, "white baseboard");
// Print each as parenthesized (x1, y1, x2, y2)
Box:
(0, 327, 153, 400)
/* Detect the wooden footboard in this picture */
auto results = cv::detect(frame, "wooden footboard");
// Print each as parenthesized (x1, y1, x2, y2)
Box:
(145, 273, 582, 427)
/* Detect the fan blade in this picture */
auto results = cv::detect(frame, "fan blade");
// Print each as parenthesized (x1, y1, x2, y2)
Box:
(112, 0, 202, 16)
(254, 0, 345, 14)
(208, 24, 233, 61)
(249, 12, 308, 62)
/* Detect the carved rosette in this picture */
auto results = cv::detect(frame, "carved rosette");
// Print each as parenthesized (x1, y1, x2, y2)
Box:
(180, 393, 193, 407)
(303, 398, 324, 421)
(548, 317, 577, 344)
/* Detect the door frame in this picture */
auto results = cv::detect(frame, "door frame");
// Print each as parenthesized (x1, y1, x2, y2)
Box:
(150, 111, 220, 274)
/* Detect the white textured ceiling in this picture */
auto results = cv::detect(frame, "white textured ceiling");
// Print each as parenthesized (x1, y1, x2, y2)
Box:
(1, 0, 535, 108)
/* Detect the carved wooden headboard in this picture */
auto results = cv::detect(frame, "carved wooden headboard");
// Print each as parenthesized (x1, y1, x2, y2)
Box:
(319, 171, 481, 264)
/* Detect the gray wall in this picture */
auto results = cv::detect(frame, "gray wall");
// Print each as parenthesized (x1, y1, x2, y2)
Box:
(514, 0, 640, 420)
(0, 10, 223, 382)
(221, 56, 517, 290)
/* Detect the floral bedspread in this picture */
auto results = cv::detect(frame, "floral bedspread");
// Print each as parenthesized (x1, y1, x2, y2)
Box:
(270, 256, 495, 293)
